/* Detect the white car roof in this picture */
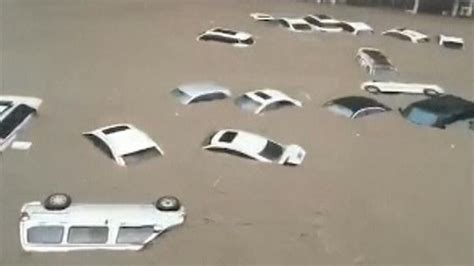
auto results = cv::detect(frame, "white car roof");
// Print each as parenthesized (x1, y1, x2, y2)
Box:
(85, 124, 160, 157)
(203, 28, 252, 39)
(342, 21, 373, 31)
(0, 95, 42, 112)
(307, 14, 339, 23)
(250, 12, 276, 20)
(243, 89, 301, 105)
(22, 202, 182, 226)
(281, 18, 310, 25)
(386, 28, 428, 40)
(440, 34, 464, 44)
(177, 82, 231, 98)
(210, 129, 270, 156)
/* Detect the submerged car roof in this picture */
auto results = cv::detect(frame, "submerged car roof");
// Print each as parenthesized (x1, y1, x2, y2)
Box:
(177, 82, 231, 98)
(244, 89, 299, 104)
(406, 95, 474, 116)
(328, 96, 389, 112)
(212, 129, 270, 154)
(205, 28, 252, 39)
(361, 48, 392, 66)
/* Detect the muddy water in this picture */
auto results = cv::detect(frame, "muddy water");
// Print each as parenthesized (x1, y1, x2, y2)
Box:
(0, 0, 472, 265)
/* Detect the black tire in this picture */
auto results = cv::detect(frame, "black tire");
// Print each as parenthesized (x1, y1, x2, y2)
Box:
(155, 196, 180, 211)
(424, 89, 440, 97)
(44, 193, 71, 211)
(365, 86, 381, 94)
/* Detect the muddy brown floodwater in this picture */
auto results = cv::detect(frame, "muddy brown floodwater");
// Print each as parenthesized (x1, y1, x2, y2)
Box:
(0, 0, 473, 265)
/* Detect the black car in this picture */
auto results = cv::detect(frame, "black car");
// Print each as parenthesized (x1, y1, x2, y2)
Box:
(400, 95, 474, 129)
(324, 96, 391, 119)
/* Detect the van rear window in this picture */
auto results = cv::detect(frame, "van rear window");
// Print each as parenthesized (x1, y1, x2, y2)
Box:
(27, 226, 64, 244)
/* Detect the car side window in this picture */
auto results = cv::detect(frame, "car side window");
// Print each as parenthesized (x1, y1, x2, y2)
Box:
(206, 35, 238, 44)
(116, 226, 155, 244)
(68, 226, 108, 244)
(190, 92, 227, 104)
(27, 226, 64, 244)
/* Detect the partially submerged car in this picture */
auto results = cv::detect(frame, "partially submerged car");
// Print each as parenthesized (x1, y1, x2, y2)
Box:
(361, 81, 445, 96)
(356, 47, 397, 77)
(197, 28, 254, 47)
(382, 28, 430, 43)
(171, 82, 231, 105)
(438, 34, 464, 49)
(338, 21, 373, 36)
(83, 124, 163, 166)
(399, 95, 474, 129)
(235, 89, 302, 114)
(203, 129, 306, 166)
(324, 96, 391, 119)
(0, 95, 42, 152)
(20, 193, 185, 252)
(303, 14, 343, 32)
(249, 12, 278, 22)
(278, 18, 313, 32)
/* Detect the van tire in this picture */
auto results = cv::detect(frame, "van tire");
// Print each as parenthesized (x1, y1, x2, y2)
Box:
(156, 196, 180, 211)
(44, 193, 71, 210)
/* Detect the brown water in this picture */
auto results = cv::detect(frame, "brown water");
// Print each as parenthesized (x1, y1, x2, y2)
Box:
(1, 0, 473, 265)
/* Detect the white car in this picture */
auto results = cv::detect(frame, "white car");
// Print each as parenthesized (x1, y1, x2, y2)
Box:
(235, 89, 302, 114)
(278, 18, 313, 32)
(203, 129, 306, 166)
(171, 82, 231, 105)
(249, 12, 277, 21)
(0, 95, 42, 152)
(438, 34, 464, 49)
(356, 47, 397, 76)
(382, 28, 430, 43)
(303, 14, 343, 32)
(83, 124, 163, 166)
(19, 193, 185, 252)
(339, 21, 373, 36)
(197, 28, 254, 47)
(361, 81, 445, 96)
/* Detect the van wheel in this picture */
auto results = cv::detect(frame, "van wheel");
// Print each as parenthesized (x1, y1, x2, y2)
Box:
(424, 89, 440, 97)
(156, 196, 180, 211)
(365, 86, 380, 94)
(44, 193, 71, 210)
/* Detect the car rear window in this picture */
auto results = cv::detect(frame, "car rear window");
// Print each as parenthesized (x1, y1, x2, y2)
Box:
(403, 107, 439, 126)
(219, 131, 237, 143)
(259, 140, 284, 161)
(103, 125, 130, 134)
(0, 101, 13, 115)
(0, 104, 36, 139)
(68, 227, 108, 244)
(27, 226, 64, 244)
(116, 226, 155, 244)
(190, 92, 228, 104)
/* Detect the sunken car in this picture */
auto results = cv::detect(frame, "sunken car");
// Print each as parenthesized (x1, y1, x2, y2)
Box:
(438, 34, 464, 49)
(83, 124, 163, 166)
(303, 14, 342, 32)
(197, 28, 254, 47)
(382, 28, 430, 43)
(278, 18, 313, 32)
(324, 96, 391, 119)
(338, 21, 373, 36)
(171, 82, 231, 105)
(361, 81, 445, 96)
(19, 193, 185, 252)
(0, 95, 42, 152)
(235, 89, 302, 114)
(356, 47, 397, 77)
(399, 95, 474, 129)
(203, 129, 306, 166)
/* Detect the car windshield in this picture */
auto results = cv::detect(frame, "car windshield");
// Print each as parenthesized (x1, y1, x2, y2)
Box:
(122, 147, 161, 165)
(293, 23, 312, 31)
(443, 41, 463, 49)
(171, 88, 192, 103)
(0, 104, 36, 139)
(404, 107, 439, 126)
(235, 95, 262, 112)
(259, 140, 284, 161)
(326, 104, 354, 118)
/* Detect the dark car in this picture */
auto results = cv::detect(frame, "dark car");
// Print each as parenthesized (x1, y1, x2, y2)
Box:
(400, 95, 474, 129)
(324, 96, 391, 119)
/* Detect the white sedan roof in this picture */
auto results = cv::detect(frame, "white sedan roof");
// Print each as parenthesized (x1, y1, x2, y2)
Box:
(209, 129, 269, 156)
(177, 82, 231, 98)
(281, 18, 311, 25)
(243, 89, 302, 105)
(84, 124, 160, 157)
(384, 28, 429, 41)
(203, 27, 252, 40)
(342, 21, 373, 32)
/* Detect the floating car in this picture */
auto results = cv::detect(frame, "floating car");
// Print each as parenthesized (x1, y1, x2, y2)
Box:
(171, 82, 231, 105)
(356, 47, 397, 76)
(278, 18, 313, 32)
(235, 89, 302, 114)
(338, 21, 373, 36)
(83, 124, 163, 166)
(324, 96, 391, 119)
(197, 28, 254, 47)
(203, 129, 306, 166)
(382, 28, 430, 43)
(438, 34, 464, 49)
(361, 81, 445, 96)
(249, 12, 278, 21)
(399, 95, 474, 129)
(303, 14, 343, 32)
(0, 95, 42, 152)
(19, 193, 185, 252)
